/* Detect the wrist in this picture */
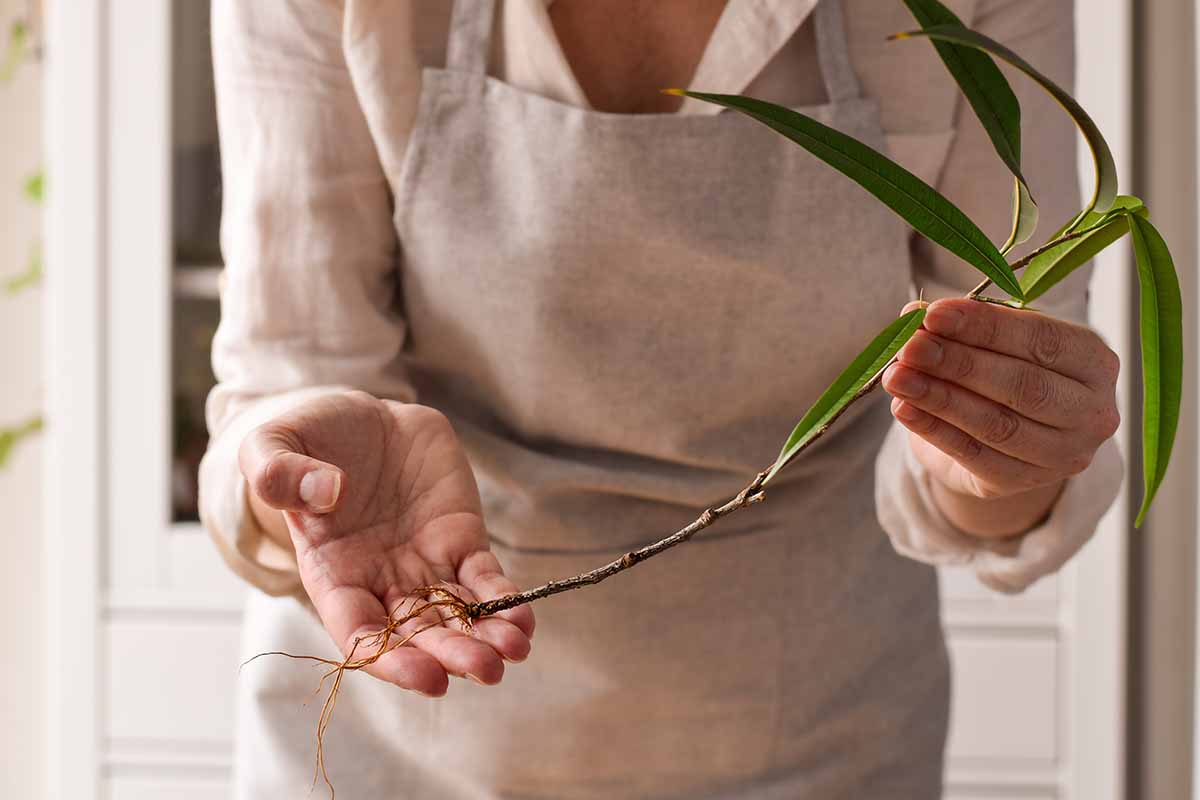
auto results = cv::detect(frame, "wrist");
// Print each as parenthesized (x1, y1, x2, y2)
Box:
(928, 475, 1066, 540)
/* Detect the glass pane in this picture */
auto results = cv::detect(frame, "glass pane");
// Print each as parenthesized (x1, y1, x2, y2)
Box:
(171, 0, 221, 522)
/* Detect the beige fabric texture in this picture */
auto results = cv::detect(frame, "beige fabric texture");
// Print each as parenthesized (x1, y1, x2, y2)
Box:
(201, 0, 1118, 598)
(201, 0, 1120, 797)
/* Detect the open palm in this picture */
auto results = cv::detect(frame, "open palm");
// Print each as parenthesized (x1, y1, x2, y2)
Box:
(240, 392, 534, 696)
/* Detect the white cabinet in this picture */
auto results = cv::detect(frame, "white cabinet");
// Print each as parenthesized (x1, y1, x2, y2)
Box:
(43, 2, 1132, 798)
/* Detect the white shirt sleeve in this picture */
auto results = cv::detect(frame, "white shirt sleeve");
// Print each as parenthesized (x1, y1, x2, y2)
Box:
(200, 0, 417, 596)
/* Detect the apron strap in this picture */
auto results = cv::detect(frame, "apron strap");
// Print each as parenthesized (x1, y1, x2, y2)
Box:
(446, 0, 497, 75)
(814, 0, 861, 103)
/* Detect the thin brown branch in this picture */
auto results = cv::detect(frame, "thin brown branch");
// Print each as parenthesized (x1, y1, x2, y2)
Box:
(969, 225, 1100, 299)
(468, 470, 770, 617)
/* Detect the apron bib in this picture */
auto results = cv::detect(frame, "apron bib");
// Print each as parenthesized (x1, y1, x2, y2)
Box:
(235, 2, 950, 797)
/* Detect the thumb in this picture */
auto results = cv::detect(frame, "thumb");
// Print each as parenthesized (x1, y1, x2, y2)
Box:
(239, 424, 345, 514)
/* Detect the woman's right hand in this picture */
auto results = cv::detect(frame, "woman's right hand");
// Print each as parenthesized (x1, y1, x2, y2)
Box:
(238, 391, 534, 696)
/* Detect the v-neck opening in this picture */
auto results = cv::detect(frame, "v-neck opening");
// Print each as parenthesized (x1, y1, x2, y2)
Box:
(521, 0, 820, 117)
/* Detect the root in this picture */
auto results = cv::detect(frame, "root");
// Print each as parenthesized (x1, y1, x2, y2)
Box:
(244, 585, 473, 799)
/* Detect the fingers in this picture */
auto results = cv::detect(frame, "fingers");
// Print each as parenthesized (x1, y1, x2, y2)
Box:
(882, 363, 1091, 475)
(396, 611, 507, 686)
(896, 329, 1092, 429)
(458, 550, 536, 640)
(312, 584, 450, 697)
(889, 398, 1057, 497)
(239, 423, 345, 513)
(923, 298, 1120, 387)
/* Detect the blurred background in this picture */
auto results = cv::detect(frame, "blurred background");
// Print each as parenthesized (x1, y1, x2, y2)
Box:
(1, 1, 1197, 798)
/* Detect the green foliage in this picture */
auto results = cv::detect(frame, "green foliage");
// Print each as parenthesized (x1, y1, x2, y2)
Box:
(682, 8, 1183, 527)
(896, 24, 1119, 228)
(0, 19, 28, 84)
(669, 89, 1025, 300)
(899, 0, 1036, 252)
(24, 170, 43, 203)
(1020, 196, 1147, 303)
(4, 243, 42, 294)
(766, 309, 927, 484)
(1128, 214, 1183, 527)
(0, 416, 43, 469)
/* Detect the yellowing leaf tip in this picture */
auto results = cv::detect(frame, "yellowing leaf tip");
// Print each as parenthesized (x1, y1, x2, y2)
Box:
(661, 88, 686, 97)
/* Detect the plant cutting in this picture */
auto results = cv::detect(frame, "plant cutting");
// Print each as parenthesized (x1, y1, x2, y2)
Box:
(259, 1, 1183, 794)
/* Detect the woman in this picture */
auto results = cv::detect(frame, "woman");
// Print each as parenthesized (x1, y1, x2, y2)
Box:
(200, 0, 1123, 797)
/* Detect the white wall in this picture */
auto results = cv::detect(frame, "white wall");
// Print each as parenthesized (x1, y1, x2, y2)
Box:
(0, 1, 44, 798)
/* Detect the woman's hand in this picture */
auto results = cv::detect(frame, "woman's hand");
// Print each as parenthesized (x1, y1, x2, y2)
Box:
(238, 391, 534, 696)
(882, 298, 1121, 539)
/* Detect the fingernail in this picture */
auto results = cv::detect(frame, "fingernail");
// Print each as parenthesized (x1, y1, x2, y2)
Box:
(901, 335, 943, 369)
(886, 366, 929, 399)
(300, 469, 341, 511)
(924, 305, 964, 336)
(465, 673, 488, 686)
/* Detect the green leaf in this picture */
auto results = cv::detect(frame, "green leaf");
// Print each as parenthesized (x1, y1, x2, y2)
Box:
(4, 243, 42, 295)
(896, 25, 1118, 224)
(0, 416, 43, 470)
(766, 308, 927, 484)
(1127, 215, 1183, 527)
(0, 19, 28, 84)
(1020, 196, 1146, 303)
(23, 170, 43, 204)
(898, 1, 1037, 251)
(669, 89, 1024, 300)
(1002, 177, 1038, 254)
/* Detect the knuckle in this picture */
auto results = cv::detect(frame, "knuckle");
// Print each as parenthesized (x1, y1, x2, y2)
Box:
(1097, 346, 1121, 384)
(257, 451, 290, 501)
(959, 435, 985, 462)
(1013, 368, 1055, 414)
(926, 380, 953, 412)
(976, 309, 1002, 349)
(1092, 404, 1122, 439)
(1027, 317, 1066, 368)
(980, 407, 1022, 446)
(949, 346, 976, 382)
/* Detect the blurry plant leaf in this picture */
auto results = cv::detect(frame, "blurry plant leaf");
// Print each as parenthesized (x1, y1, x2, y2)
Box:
(24, 170, 43, 204)
(898, 0, 1037, 251)
(1127, 214, 1183, 527)
(1020, 196, 1146, 303)
(0, 416, 43, 470)
(668, 89, 1024, 300)
(0, 19, 28, 84)
(4, 243, 42, 294)
(766, 308, 927, 484)
(1002, 177, 1038, 254)
(895, 25, 1118, 226)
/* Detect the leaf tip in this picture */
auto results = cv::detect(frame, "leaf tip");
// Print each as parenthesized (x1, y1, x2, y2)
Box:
(661, 88, 686, 97)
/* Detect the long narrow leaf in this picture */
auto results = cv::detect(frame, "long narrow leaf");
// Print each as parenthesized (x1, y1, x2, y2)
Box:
(1128, 215, 1183, 527)
(899, 0, 1037, 250)
(668, 89, 1024, 300)
(766, 308, 927, 484)
(1020, 196, 1146, 303)
(895, 25, 1118, 224)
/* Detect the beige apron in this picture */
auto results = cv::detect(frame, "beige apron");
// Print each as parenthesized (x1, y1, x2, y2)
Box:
(234, 1, 950, 797)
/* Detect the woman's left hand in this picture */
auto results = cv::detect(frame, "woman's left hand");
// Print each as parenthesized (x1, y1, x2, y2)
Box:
(881, 297, 1121, 539)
